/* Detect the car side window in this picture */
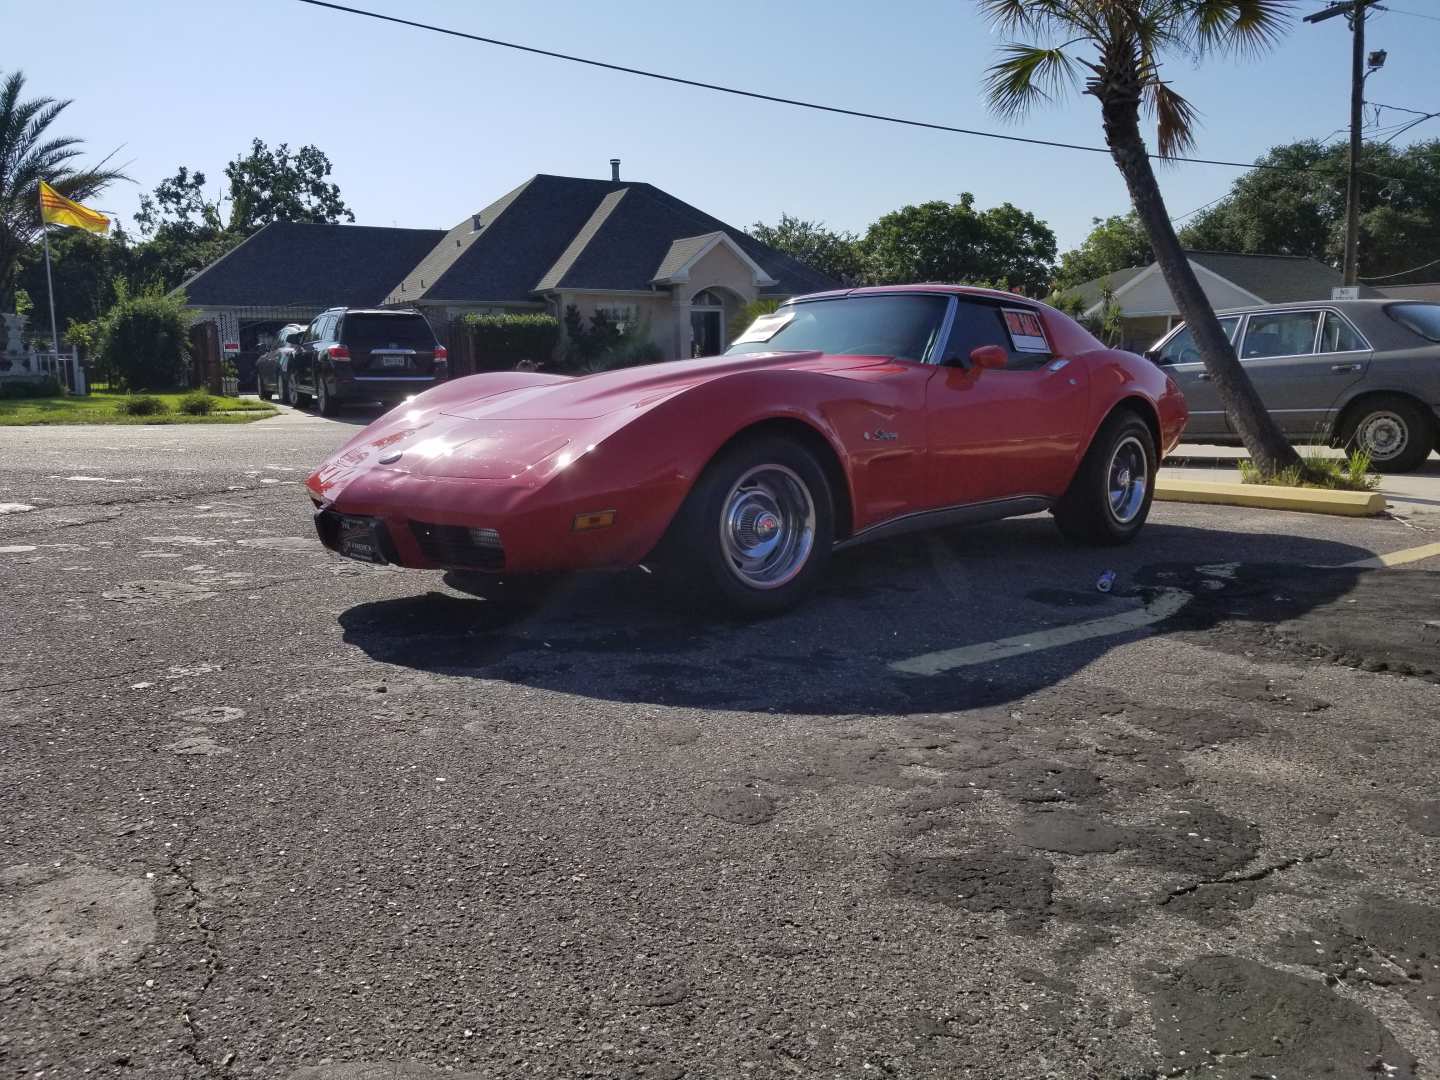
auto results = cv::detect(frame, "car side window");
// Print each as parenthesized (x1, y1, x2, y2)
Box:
(303, 319, 321, 344)
(1319, 310, 1366, 353)
(1154, 317, 1239, 365)
(944, 301, 1049, 369)
(1240, 311, 1320, 360)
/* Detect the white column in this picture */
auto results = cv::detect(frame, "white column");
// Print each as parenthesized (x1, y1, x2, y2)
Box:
(671, 289, 692, 361)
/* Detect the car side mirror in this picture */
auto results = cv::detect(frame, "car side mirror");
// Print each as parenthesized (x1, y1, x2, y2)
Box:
(969, 344, 1008, 371)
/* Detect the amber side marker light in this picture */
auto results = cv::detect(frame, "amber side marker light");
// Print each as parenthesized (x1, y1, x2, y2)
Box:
(573, 510, 616, 532)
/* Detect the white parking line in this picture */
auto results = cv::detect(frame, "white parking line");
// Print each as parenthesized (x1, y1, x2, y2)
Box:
(888, 588, 1193, 676)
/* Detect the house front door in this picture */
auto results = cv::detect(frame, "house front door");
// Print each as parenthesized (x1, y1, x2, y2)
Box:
(690, 308, 723, 357)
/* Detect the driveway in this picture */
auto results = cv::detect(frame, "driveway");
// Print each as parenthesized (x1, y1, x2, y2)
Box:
(2, 409, 1439, 1080)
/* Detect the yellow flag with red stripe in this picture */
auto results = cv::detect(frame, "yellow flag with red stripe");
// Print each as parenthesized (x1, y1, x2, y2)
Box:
(38, 181, 109, 234)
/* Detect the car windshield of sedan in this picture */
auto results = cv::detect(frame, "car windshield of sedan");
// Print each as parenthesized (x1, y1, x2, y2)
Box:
(725, 294, 949, 363)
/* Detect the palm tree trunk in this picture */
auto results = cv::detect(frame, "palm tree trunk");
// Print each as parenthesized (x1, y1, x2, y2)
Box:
(1100, 98, 1301, 476)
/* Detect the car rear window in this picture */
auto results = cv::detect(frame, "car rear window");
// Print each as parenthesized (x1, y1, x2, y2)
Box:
(342, 314, 436, 350)
(1387, 303, 1440, 343)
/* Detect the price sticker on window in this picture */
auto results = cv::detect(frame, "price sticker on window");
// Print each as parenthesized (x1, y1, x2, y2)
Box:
(1002, 308, 1050, 353)
(732, 311, 795, 345)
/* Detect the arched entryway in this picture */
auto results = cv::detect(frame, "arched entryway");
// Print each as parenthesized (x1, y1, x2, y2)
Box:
(688, 288, 727, 357)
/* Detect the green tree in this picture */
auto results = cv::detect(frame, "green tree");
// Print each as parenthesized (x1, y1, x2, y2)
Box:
(860, 193, 1057, 294)
(98, 283, 191, 391)
(1179, 138, 1440, 281)
(223, 140, 353, 234)
(980, 0, 1300, 477)
(0, 69, 127, 308)
(1054, 212, 1153, 289)
(749, 215, 863, 285)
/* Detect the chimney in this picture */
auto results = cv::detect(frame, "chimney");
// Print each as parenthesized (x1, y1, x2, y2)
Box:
(610, 158, 621, 182)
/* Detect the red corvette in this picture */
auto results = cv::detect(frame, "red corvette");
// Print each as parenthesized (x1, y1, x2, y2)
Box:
(306, 285, 1187, 613)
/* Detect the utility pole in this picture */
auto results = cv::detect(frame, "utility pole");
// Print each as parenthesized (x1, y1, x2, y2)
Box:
(1305, 0, 1381, 286)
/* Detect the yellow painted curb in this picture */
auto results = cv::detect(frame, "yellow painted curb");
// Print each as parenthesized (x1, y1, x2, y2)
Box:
(1154, 477, 1386, 517)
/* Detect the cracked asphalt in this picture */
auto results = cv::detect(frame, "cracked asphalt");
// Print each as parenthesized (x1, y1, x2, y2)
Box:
(2, 405, 1439, 1080)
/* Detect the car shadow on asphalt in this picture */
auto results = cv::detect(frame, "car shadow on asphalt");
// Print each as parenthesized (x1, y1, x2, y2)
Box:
(335, 517, 1436, 714)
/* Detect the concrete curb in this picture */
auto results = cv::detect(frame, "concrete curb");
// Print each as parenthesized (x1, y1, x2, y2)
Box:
(1154, 477, 1387, 517)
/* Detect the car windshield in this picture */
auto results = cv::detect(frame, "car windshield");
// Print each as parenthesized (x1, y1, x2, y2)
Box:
(725, 294, 949, 363)
(1387, 302, 1440, 343)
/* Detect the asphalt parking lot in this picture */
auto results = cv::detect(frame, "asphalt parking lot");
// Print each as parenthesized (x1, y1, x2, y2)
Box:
(2, 405, 1439, 1080)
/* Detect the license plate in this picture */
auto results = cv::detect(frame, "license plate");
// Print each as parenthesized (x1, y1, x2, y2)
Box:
(338, 516, 386, 563)
(380, 354, 407, 368)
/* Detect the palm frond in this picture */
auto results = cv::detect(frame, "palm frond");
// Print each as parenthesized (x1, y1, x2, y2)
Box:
(1145, 79, 1200, 158)
(984, 43, 1082, 118)
(1185, 0, 1293, 58)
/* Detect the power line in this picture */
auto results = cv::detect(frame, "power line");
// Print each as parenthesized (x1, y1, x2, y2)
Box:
(293, 0, 1397, 180)
(1384, 6, 1440, 23)
(1359, 254, 1440, 281)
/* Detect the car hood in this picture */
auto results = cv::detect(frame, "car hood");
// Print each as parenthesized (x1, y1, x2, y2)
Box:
(437, 350, 885, 420)
(311, 351, 890, 491)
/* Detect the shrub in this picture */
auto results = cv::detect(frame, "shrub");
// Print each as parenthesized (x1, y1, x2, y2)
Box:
(118, 394, 168, 417)
(0, 376, 62, 399)
(1239, 447, 1378, 492)
(583, 337, 665, 373)
(178, 391, 215, 415)
(463, 313, 560, 371)
(98, 287, 191, 391)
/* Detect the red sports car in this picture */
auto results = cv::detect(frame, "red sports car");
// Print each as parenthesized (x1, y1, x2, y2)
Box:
(306, 285, 1187, 613)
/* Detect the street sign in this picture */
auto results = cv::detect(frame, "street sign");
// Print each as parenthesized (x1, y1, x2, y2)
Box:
(1331, 286, 1361, 301)
(222, 341, 240, 354)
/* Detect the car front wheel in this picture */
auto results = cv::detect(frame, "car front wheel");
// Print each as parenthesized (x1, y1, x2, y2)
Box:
(315, 375, 338, 417)
(667, 436, 833, 616)
(1341, 395, 1433, 473)
(1053, 410, 1157, 546)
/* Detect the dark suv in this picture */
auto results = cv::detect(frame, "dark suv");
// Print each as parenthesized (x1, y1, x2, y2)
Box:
(286, 307, 448, 415)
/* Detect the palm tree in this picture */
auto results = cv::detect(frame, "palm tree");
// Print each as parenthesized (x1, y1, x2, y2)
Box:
(979, 0, 1301, 476)
(0, 69, 128, 310)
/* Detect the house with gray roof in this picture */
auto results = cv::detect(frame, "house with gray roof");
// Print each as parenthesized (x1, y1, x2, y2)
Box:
(180, 166, 838, 375)
(1066, 251, 1381, 352)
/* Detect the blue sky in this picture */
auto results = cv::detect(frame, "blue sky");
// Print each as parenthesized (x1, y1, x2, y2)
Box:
(7, 0, 1440, 251)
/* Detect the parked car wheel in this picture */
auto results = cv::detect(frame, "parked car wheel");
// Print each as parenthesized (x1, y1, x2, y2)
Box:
(1339, 395, 1434, 473)
(666, 436, 833, 616)
(315, 375, 338, 417)
(286, 376, 312, 409)
(257, 379, 272, 402)
(1053, 410, 1157, 546)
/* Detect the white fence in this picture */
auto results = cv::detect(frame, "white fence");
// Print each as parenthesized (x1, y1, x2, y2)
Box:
(0, 349, 86, 394)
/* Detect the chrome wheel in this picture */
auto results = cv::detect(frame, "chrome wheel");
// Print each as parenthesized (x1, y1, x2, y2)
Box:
(1356, 410, 1407, 462)
(719, 464, 816, 590)
(1107, 435, 1148, 525)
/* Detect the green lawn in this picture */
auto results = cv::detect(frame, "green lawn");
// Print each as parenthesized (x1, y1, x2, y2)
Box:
(0, 392, 278, 426)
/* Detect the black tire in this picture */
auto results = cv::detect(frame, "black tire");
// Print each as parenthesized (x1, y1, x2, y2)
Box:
(664, 435, 833, 616)
(257, 374, 272, 402)
(315, 374, 338, 417)
(1053, 410, 1157, 546)
(1339, 395, 1433, 474)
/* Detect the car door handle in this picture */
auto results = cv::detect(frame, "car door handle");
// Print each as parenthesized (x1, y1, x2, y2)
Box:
(1331, 362, 1362, 372)
(1195, 372, 1211, 381)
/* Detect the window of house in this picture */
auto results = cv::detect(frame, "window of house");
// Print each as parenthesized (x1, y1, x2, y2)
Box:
(690, 290, 724, 307)
(1240, 311, 1321, 360)
(595, 304, 637, 332)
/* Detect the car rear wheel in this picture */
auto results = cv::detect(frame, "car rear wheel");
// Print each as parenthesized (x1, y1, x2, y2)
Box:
(666, 436, 833, 616)
(1340, 395, 1433, 473)
(257, 374, 272, 402)
(287, 376, 312, 409)
(1053, 410, 1156, 546)
(315, 375, 338, 417)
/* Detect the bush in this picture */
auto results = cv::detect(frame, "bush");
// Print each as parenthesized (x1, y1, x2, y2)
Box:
(0, 376, 62, 399)
(118, 394, 169, 417)
(463, 313, 560, 371)
(98, 287, 191, 391)
(178, 391, 215, 415)
(582, 337, 666, 373)
(1239, 447, 1378, 492)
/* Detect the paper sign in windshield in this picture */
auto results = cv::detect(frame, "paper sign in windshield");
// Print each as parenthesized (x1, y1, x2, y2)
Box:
(732, 311, 795, 345)
(1003, 308, 1050, 353)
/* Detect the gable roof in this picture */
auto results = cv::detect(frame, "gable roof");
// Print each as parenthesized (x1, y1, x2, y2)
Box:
(1069, 251, 1382, 313)
(651, 232, 778, 287)
(177, 221, 444, 308)
(388, 173, 837, 304)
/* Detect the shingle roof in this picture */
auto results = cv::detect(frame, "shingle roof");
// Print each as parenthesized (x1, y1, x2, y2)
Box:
(1067, 265, 1146, 309)
(1069, 252, 1383, 310)
(177, 221, 444, 308)
(1186, 251, 1382, 302)
(390, 174, 838, 303)
(652, 232, 721, 282)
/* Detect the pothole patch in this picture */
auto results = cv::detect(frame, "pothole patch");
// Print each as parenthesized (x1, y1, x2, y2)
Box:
(697, 786, 775, 825)
(163, 734, 231, 756)
(173, 705, 245, 724)
(886, 848, 1055, 929)
(0, 865, 156, 980)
